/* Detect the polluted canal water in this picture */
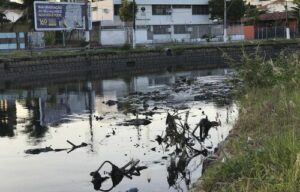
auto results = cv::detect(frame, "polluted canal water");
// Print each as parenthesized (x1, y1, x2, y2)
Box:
(0, 69, 238, 192)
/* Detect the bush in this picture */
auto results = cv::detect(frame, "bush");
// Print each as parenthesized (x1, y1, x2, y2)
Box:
(43, 32, 56, 46)
(202, 33, 215, 42)
(229, 49, 300, 89)
(80, 38, 89, 47)
(121, 43, 131, 50)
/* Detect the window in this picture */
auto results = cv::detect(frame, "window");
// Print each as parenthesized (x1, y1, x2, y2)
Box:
(174, 25, 188, 34)
(153, 25, 171, 34)
(192, 5, 209, 15)
(172, 5, 191, 9)
(152, 5, 172, 15)
(114, 4, 120, 16)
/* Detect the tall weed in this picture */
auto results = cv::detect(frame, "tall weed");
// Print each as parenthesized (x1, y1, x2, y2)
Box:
(229, 49, 300, 89)
(199, 51, 300, 192)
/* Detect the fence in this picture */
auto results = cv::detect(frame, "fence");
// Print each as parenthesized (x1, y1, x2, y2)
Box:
(0, 33, 25, 50)
(0, 24, 247, 49)
(254, 25, 299, 40)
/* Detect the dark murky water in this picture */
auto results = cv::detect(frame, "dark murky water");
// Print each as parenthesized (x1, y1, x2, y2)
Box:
(0, 69, 237, 192)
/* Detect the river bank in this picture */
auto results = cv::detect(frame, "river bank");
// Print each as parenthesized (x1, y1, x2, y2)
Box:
(0, 39, 299, 60)
(1, 40, 300, 83)
(192, 50, 300, 191)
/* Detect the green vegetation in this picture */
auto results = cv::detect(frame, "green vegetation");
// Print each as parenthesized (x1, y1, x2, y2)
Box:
(119, 0, 137, 45)
(243, 3, 266, 25)
(209, 0, 246, 21)
(0, 12, 10, 25)
(43, 32, 56, 47)
(194, 50, 300, 191)
(119, 0, 137, 23)
(291, 1, 300, 32)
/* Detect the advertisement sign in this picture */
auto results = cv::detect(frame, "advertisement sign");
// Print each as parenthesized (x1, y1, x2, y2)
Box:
(34, 1, 92, 31)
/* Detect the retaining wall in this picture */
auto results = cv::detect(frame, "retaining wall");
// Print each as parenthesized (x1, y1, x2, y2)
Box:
(0, 44, 299, 85)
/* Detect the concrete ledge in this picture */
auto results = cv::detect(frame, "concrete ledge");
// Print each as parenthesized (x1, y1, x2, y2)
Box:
(0, 44, 299, 84)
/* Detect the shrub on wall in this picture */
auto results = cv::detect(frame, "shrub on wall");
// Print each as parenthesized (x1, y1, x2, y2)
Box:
(43, 32, 56, 47)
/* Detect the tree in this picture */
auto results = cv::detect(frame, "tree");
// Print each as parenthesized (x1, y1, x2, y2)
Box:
(0, 12, 10, 25)
(209, 0, 246, 22)
(244, 3, 266, 25)
(118, 0, 137, 46)
(291, 1, 300, 32)
(0, 0, 26, 11)
(119, 0, 137, 24)
(0, 0, 31, 23)
(18, 0, 35, 23)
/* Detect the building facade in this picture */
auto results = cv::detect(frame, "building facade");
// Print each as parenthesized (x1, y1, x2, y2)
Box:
(93, 0, 222, 45)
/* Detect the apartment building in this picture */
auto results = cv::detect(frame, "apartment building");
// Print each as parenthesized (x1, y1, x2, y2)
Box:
(92, 0, 219, 45)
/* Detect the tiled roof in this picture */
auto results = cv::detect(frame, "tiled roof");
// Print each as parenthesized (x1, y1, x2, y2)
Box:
(258, 12, 296, 20)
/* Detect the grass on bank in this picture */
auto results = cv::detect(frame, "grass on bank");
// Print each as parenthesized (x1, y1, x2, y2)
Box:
(194, 50, 300, 191)
(0, 38, 300, 60)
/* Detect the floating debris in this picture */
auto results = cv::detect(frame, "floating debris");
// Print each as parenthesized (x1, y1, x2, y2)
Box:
(192, 116, 219, 141)
(127, 188, 139, 192)
(90, 160, 147, 191)
(94, 115, 104, 121)
(119, 119, 152, 126)
(25, 147, 58, 155)
(105, 100, 118, 106)
(24, 140, 89, 155)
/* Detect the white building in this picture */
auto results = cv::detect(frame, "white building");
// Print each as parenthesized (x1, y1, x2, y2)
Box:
(92, 0, 220, 46)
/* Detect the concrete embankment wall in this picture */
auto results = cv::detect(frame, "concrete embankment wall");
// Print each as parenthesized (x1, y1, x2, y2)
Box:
(0, 44, 299, 85)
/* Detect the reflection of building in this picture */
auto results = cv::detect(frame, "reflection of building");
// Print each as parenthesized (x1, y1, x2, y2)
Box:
(100, 74, 175, 97)
(0, 100, 17, 137)
(41, 90, 95, 125)
(0, 82, 95, 128)
(0, 82, 96, 143)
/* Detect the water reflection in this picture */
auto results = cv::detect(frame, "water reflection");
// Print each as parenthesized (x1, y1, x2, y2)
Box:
(0, 100, 17, 137)
(23, 98, 48, 143)
(0, 83, 97, 142)
(0, 68, 236, 192)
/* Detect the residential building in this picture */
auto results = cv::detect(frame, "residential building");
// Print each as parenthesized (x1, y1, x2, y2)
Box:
(92, 0, 221, 45)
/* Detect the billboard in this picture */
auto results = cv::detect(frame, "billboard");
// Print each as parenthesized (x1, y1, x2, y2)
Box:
(34, 1, 92, 31)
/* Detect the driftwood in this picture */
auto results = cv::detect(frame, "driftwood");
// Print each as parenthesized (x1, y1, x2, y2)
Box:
(90, 160, 147, 191)
(25, 140, 89, 155)
(66, 140, 88, 153)
(24, 147, 63, 155)
(118, 119, 151, 126)
(192, 116, 219, 141)
(156, 111, 220, 189)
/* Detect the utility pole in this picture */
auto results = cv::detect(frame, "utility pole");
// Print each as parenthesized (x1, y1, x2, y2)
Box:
(132, 0, 136, 49)
(223, 0, 227, 43)
(85, 0, 90, 47)
(285, 0, 290, 39)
